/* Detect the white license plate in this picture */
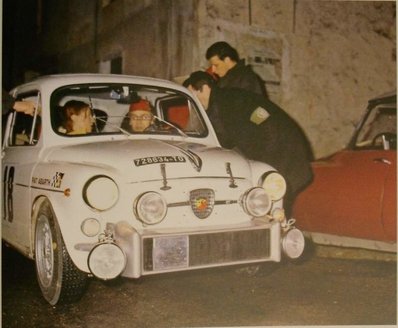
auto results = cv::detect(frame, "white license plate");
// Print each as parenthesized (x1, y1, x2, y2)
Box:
(153, 235, 189, 271)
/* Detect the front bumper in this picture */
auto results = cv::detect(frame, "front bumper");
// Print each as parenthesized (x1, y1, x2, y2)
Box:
(107, 219, 282, 279)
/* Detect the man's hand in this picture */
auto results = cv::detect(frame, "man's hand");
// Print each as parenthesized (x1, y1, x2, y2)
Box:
(13, 101, 36, 116)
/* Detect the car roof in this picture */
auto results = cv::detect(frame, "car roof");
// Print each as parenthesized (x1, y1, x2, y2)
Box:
(34, 73, 176, 84)
(11, 73, 187, 95)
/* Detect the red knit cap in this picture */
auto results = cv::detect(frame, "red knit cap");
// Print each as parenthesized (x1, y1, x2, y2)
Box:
(129, 99, 151, 112)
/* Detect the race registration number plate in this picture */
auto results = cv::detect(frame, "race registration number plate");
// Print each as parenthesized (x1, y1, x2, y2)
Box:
(134, 156, 186, 166)
(152, 235, 189, 271)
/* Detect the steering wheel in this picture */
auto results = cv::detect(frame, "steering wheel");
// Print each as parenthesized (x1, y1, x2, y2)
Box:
(372, 132, 397, 149)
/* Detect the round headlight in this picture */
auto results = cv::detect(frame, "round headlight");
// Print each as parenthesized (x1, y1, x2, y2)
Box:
(261, 171, 287, 201)
(83, 175, 119, 211)
(242, 187, 271, 217)
(134, 192, 167, 225)
(282, 228, 305, 259)
(88, 242, 126, 280)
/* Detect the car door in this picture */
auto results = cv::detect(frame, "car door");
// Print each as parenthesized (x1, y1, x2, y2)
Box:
(295, 101, 396, 242)
(354, 103, 396, 242)
(2, 91, 42, 252)
(300, 149, 392, 241)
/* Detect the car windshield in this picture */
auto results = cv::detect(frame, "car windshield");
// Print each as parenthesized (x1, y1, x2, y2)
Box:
(355, 104, 396, 149)
(50, 83, 207, 138)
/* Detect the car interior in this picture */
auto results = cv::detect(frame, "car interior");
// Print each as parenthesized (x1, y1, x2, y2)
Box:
(50, 84, 207, 137)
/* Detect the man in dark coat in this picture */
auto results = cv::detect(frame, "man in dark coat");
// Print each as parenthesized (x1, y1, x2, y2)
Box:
(184, 71, 313, 217)
(205, 41, 268, 98)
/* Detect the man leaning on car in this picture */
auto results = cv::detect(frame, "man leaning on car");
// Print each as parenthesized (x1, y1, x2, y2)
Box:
(184, 70, 314, 217)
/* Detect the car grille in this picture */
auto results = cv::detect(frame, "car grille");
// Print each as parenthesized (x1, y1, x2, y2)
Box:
(142, 228, 271, 272)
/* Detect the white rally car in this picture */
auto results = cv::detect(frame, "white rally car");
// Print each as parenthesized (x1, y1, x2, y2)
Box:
(2, 74, 305, 305)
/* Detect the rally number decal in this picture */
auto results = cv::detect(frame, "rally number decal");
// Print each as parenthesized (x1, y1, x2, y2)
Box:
(3, 166, 15, 222)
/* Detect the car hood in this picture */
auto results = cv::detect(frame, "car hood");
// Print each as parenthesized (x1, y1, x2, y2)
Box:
(45, 140, 253, 181)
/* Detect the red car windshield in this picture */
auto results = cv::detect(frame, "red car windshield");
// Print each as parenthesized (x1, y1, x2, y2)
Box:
(355, 105, 396, 150)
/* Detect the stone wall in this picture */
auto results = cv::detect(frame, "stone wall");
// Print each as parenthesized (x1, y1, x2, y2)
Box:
(195, 0, 396, 158)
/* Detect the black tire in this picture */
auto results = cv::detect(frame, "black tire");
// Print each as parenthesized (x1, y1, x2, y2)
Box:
(35, 200, 88, 305)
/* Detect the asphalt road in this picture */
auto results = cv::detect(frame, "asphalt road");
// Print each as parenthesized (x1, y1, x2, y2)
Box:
(1, 243, 396, 327)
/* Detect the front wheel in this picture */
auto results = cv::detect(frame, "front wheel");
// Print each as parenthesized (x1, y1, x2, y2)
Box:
(35, 200, 88, 305)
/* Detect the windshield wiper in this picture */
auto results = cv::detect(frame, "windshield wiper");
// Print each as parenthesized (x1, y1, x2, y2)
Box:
(88, 96, 99, 133)
(153, 115, 188, 138)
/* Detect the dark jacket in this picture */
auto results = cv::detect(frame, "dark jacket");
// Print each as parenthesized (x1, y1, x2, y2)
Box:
(209, 87, 313, 196)
(217, 60, 268, 98)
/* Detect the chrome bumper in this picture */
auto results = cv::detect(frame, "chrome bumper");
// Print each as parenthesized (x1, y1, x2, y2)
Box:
(114, 220, 282, 278)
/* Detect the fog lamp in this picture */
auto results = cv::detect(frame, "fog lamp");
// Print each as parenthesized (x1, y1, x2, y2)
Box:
(261, 171, 287, 201)
(83, 175, 119, 211)
(282, 228, 305, 259)
(88, 242, 126, 280)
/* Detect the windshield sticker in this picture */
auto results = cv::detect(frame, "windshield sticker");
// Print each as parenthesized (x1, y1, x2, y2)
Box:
(134, 156, 186, 166)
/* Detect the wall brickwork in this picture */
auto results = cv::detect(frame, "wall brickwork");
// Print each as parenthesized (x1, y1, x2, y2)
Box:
(195, 0, 396, 157)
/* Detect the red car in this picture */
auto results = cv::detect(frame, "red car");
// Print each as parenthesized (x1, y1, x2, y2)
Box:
(293, 91, 396, 253)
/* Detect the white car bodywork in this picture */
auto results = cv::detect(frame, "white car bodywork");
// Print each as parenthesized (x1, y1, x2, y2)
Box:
(2, 74, 304, 305)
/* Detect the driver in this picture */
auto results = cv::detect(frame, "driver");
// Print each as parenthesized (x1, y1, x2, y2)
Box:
(128, 99, 156, 133)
